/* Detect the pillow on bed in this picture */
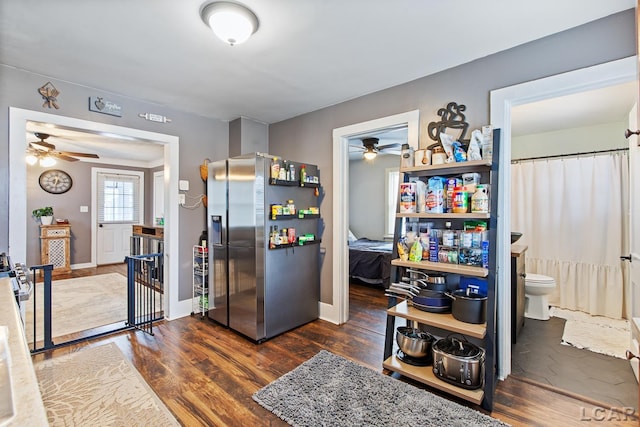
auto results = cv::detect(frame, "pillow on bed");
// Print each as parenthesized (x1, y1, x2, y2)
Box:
(348, 229, 358, 243)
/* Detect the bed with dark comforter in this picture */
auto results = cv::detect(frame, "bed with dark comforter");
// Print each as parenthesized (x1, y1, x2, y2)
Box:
(348, 238, 393, 288)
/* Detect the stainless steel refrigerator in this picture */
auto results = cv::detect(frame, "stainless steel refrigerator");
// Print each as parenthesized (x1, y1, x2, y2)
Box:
(207, 153, 320, 342)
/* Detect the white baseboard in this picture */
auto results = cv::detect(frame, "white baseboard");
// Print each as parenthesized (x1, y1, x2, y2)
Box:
(71, 262, 95, 270)
(319, 301, 339, 325)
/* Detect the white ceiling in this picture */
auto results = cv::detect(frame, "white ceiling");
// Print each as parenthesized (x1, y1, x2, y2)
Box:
(0, 0, 634, 126)
(511, 80, 638, 136)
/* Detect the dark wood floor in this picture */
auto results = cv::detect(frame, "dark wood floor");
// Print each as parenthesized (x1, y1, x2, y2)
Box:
(33, 267, 639, 426)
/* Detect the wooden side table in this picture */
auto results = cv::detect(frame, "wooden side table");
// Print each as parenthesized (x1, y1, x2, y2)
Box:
(40, 224, 71, 275)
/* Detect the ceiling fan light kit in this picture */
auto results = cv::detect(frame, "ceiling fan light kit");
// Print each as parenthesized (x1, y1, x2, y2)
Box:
(356, 137, 402, 161)
(200, 1, 259, 46)
(363, 149, 377, 160)
(25, 132, 99, 166)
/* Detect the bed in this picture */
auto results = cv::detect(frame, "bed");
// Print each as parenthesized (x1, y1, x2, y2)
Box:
(348, 237, 393, 288)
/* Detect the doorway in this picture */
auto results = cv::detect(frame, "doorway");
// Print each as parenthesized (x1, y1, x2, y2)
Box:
(330, 110, 419, 324)
(8, 108, 184, 319)
(490, 57, 637, 400)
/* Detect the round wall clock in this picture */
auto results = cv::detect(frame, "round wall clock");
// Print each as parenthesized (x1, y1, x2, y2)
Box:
(39, 169, 73, 194)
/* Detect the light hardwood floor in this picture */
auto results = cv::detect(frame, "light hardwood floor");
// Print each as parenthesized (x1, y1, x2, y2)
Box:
(32, 267, 639, 426)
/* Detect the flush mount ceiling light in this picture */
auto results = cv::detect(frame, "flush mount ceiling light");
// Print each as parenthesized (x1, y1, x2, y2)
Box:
(200, 1, 259, 46)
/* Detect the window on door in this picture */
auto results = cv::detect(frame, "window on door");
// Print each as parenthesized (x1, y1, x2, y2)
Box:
(97, 173, 141, 224)
(384, 168, 399, 238)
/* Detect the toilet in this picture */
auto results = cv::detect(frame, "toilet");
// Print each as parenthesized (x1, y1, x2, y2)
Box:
(524, 273, 556, 320)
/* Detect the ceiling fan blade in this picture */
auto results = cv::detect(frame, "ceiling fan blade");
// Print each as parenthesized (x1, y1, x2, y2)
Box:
(60, 151, 100, 158)
(379, 143, 403, 151)
(51, 152, 80, 162)
(31, 140, 56, 151)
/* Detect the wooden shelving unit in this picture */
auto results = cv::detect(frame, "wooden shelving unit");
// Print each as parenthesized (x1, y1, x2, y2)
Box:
(388, 300, 486, 339)
(391, 259, 488, 278)
(384, 130, 501, 411)
(382, 355, 484, 405)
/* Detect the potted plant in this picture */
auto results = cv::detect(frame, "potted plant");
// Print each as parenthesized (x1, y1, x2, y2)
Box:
(32, 206, 54, 225)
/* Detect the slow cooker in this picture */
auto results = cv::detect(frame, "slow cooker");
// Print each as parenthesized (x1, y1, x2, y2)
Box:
(432, 335, 485, 390)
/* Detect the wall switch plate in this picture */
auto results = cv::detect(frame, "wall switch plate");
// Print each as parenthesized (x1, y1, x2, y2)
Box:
(179, 194, 186, 205)
(80, 205, 89, 213)
(179, 180, 189, 191)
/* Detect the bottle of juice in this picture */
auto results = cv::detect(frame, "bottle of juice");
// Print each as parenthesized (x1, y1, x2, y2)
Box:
(271, 157, 280, 180)
(300, 164, 307, 185)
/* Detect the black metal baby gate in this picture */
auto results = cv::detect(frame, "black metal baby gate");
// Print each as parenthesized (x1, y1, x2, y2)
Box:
(28, 253, 163, 354)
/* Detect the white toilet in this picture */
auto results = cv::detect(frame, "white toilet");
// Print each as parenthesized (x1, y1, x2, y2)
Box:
(524, 273, 556, 320)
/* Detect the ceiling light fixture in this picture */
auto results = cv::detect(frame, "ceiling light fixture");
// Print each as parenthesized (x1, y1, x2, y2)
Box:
(200, 1, 259, 46)
(25, 150, 57, 167)
(39, 156, 57, 167)
(363, 148, 377, 160)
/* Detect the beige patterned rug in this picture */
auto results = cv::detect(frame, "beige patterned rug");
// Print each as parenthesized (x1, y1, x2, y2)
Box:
(550, 307, 630, 359)
(34, 343, 179, 426)
(25, 273, 161, 344)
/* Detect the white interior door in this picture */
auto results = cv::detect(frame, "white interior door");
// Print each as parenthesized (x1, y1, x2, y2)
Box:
(628, 102, 640, 382)
(153, 171, 164, 223)
(95, 169, 145, 265)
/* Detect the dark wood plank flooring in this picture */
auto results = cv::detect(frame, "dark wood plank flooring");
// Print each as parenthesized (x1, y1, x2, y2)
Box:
(32, 269, 639, 426)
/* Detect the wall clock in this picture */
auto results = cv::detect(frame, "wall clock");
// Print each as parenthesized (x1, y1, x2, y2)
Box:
(39, 169, 73, 194)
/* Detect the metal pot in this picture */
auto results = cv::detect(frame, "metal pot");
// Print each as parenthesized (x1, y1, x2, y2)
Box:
(446, 290, 487, 324)
(413, 288, 451, 310)
(396, 326, 435, 358)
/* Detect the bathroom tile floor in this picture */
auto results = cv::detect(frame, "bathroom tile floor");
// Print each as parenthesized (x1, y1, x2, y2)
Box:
(511, 315, 638, 409)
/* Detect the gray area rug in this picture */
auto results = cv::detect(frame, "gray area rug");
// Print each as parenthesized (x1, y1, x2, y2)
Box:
(253, 350, 509, 427)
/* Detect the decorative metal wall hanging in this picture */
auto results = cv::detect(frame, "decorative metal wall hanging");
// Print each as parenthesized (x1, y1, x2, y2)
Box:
(38, 81, 60, 109)
(138, 112, 172, 123)
(89, 96, 122, 117)
(426, 101, 469, 148)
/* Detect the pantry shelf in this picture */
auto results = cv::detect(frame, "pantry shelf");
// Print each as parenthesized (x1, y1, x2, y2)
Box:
(396, 212, 490, 220)
(400, 159, 491, 176)
(391, 259, 488, 278)
(388, 300, 486, 339)
(383, 355, 484, 405)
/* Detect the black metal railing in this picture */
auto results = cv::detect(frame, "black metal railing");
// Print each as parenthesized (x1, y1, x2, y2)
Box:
(28, 254, 164, 354)
(125, 253, 164, 335)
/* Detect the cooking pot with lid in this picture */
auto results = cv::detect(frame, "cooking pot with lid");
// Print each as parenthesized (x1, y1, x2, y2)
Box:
(432, 334, 485, 390)
(446, 289, 487, 324)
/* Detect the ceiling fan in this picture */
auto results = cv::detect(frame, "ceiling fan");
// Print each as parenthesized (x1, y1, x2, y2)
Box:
(26, 132, 99, 166)
(353, 137, 402, 160)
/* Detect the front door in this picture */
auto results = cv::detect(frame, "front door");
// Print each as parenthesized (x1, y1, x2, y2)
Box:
(95, 169, 144, 265)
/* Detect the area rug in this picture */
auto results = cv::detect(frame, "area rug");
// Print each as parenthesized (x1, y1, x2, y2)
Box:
(34, 342, 179, 426)
(550, 307, 630, 359)
(25, 273, 129, 343)
(253, 350, 509, 427)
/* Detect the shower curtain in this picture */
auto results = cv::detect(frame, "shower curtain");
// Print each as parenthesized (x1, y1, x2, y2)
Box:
(511, 152, 629, 319)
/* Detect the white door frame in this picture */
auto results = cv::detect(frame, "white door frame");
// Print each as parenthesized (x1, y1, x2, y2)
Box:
(325, 110, 419, 324)
(490, 56, 636, 380)
(8, 108, 188, 320)
(92, 168, 145, 265)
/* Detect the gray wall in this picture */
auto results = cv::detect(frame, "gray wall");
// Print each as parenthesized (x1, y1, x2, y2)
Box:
(27, 161, 151, 267)
(269, 10, 635, 303)
(229, 117, 269, 157)
(349, 154, 399, 240)
(0, 65, 229, 301)
(512, 121, 627, 159)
